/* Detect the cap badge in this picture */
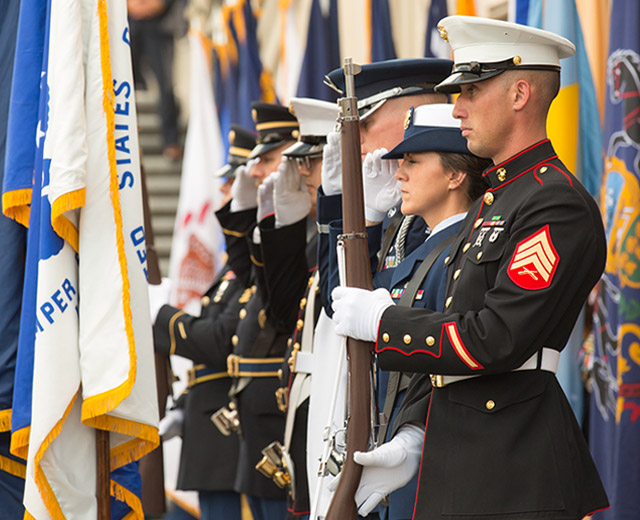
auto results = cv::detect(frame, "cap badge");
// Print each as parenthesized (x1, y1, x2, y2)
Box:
(513, 56, 522, 66)
(437, 24, 448, 42)
(403, 108, 413, 130)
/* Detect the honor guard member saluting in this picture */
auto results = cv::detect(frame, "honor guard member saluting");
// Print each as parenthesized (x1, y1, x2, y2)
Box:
(152, 125, 256, 519)
(331, 16, 610, 520)
(221, 102, 299, 520)
(311, 58, 452, 520)
(258, 97, 339, 520)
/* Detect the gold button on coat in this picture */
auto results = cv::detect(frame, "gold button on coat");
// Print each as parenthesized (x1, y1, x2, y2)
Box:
(443, 256, 450, 265)
(445, 296, 453, 308)
(486, 400, 495, 410)
(453, 269, 461, 280)
(296, 319, 304, 330)
(484, 192, 495, 205)
(403, 334, 412, 344)
(426, 336, 435, 346)
(232, 334, 239, 347)
(474, 218, 483, 229)
(463, 243, 471, 253)
(201, 295, 210, 306)
(382, 333, 390, 343)
(476, 251, 483, 260)
(299, 298, 307, 309)
(239, 308, 247, 320)
(539, 166, 548, 173)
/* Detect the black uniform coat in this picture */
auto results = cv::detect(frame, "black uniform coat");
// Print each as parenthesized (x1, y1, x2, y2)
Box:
(377, 140, 609, 519)
(152, 202, 255, 492)
(232, 215, 310, 499)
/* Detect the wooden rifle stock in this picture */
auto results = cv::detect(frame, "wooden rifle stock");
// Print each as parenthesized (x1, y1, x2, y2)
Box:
(325, 59, 374, 520)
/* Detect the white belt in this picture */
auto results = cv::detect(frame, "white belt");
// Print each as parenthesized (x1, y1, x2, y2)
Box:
(290, 352, 313, 375)
(430, 347, 560, 388)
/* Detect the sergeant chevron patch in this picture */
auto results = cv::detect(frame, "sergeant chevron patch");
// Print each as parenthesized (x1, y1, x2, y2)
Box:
(508, 225, 558, 290)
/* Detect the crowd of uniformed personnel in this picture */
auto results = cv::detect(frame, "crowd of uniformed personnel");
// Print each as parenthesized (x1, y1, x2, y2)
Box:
(151, 15, 610, 520)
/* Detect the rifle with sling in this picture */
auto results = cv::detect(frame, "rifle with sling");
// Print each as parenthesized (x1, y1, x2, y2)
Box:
(325, 58, 375, 520)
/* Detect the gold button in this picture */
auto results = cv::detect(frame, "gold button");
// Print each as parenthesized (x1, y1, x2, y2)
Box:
(496, 168, 506, 182)
(486, 400, 495, 410)
(308, 276, 314, 287)
(293, 342, 300, 351)
(462, 243, 471, 253)
(484, 192, 494, 205)
(453, 269, 461, 280)
(426, 336, 435, 346)
(277, 369, 283, 380)
(443, 256, 450, 265)
(403, 334, 412, 345)
(258, 309, 267, 329)
(445, 296, 453, 308)
(287, 338, 293, 347)
(239, 308, 247, 319)
(201, 295, 211, 306)
(296, 319, 304, 330)
(382, 333, 390, 343)
(476, 251, 483, 260)
(232, 334, 239, 347)
(299, 298, 307, 309)
(539, 166, 548, 174)
(251, 285, 257, 294)
(315, 285, 320, 293)
(474, 218, 483, 229)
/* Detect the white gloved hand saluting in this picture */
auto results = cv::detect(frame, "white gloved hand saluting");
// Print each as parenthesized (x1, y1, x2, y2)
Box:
(321, 131, 342, 196)
(257, 173, 276, 222)
(159, 408, 185, 441)
(331, 286, 394, 342)
(230, 159, 259, 212)
(274, 157, 311, 228)
(362, 148, 401, 223)
(353, 425, 424, 516)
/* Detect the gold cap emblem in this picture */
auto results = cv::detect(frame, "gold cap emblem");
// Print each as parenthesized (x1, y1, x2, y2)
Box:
(403, 109, 412, 130)
(437, 24, 448, 42)
(496, 167, 506, 182)
(513, 56, 522, 66)
(291, 129, 300, 139)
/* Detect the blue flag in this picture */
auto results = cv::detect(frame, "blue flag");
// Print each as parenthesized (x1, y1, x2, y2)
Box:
(296, 0, 340, 101)
(424, 0, 449, 58)
(370, 0, 396, 62)
(588, 2, 640, 518)
(0, 0, 27, 513)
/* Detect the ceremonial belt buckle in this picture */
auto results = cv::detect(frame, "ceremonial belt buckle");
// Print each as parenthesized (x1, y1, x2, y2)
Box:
(255, 441, 291, 489)
(227, 354, 240, 378)
(275, 387, 289, 412)
(210, 402, 240, 436)
(430, 374, 445, 388)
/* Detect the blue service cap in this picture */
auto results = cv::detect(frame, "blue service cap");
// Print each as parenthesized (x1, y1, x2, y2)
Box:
(324, 58, 453, 119)
(382, 104, 470, 159)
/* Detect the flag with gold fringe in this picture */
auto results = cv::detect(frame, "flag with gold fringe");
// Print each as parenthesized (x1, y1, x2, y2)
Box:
(588, 1, 640, 518)
(3, 0, 158, 517)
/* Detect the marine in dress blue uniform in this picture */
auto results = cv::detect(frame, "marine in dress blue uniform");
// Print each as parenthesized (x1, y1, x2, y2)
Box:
(153, 128, 256, 519)
(333, 17, 609, 520)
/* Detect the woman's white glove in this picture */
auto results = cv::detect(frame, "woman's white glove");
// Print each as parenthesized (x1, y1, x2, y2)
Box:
(321, 131, 342, 196)
(362, 148, 401, 222)
(257, 173, 276, 222)
(274, 157, 311, 228)
(331, 287, 393, 342)
(159, 408, 185, 441)
(230, 159, 259, 212)
(353, 425, 424, 516)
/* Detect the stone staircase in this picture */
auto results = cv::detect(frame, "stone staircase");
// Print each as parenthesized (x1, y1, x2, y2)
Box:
(135, 89, 184, 278)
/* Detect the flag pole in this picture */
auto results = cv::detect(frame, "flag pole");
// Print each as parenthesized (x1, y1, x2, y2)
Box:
(96, 429, 110, 519)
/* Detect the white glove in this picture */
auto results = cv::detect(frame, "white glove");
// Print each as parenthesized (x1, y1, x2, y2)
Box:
(257, 172, 276, 222)
(148, 277, 171, 324)
(321, 131, 342, 196)
(230, 160, 258, 212)
(362, 148, 401, 222)
(353, 425, 424, 516)
(331, 287, 393, 342)
(159, 408, 185, 441)
(274, 157, 311, 228)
